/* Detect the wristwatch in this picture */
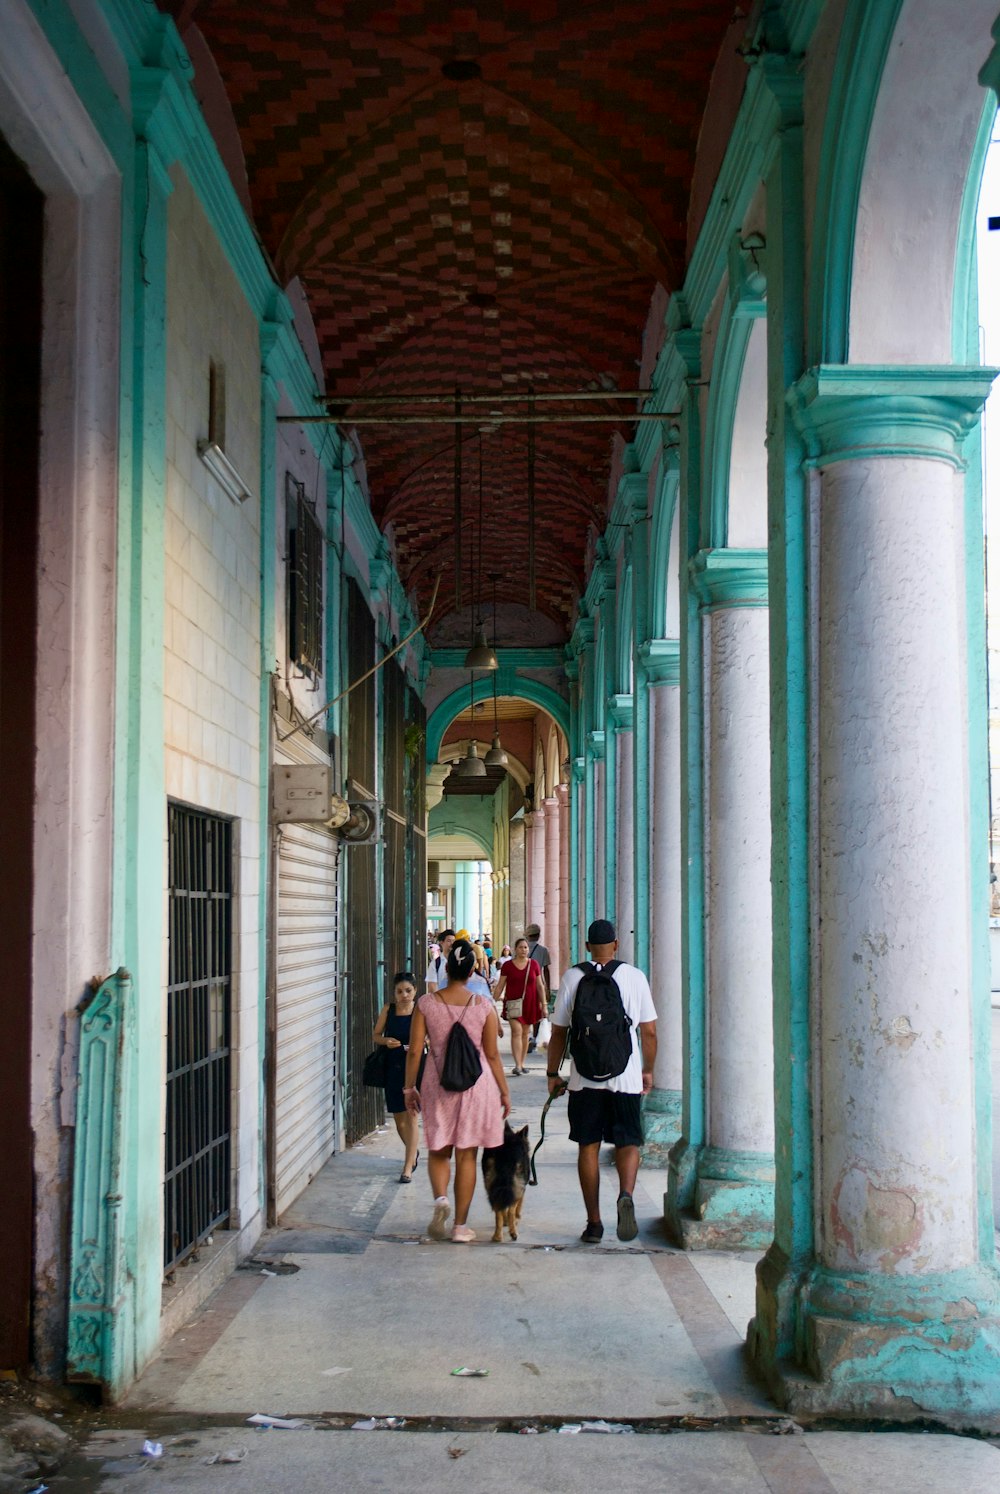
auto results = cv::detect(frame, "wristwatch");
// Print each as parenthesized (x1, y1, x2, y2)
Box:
(546, 1071, 560, 1078)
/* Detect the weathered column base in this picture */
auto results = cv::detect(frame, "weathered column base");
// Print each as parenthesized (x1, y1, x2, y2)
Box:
(641, 1087, 682, 1162)
(749, 1248, 1000, 1429)
(665, 1140, 774, 1250)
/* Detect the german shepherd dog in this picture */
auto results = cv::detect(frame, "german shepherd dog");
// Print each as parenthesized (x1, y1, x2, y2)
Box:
(481, 1123, 530, 1242)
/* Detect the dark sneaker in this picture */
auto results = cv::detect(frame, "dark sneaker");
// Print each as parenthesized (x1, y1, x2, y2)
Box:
(616, 1193, 638, 1242)
(580, 1220, 604, 1243)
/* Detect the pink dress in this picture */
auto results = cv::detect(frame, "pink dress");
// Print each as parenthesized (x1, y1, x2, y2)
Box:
(418, 993, 504, 1151)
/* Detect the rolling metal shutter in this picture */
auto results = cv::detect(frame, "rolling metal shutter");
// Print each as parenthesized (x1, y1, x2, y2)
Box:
(272, 732, 339, 1217)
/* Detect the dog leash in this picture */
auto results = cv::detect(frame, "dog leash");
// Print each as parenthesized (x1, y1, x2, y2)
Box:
(528, 1081, 567, 1186)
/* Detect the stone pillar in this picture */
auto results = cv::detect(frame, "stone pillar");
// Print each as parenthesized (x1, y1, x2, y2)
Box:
(641, 641, 683, 1157)
(543, 796, 561, 983)
(666, 550, 773, 1249)
(522, 812, 535, 934)
(749, 365, 1000, 1421)
(529, 801, 547, 936)
(509, 819, 526, 943)
(611, 698, 634, 959)
(558, 782, 570, 976)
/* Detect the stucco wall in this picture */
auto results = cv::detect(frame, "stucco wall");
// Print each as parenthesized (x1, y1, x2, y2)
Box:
(164, 165, 263, 1234)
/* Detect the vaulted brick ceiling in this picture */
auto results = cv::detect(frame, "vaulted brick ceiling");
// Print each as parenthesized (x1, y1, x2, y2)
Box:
(168, 1, 740, 636)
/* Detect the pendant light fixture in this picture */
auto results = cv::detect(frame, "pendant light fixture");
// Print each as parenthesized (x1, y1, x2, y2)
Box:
(464, 432, 498, 670)
(484, 580, 508, 767)
(455, 672, 487, 778)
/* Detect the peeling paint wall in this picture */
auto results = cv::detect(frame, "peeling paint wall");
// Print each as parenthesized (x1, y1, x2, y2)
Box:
(164, 166, 263, 1237)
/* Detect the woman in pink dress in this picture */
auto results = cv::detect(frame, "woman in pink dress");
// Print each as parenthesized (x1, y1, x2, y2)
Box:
(404, 941, 511, 1242)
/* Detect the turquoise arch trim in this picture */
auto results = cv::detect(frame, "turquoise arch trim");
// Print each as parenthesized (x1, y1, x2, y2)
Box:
(425, 675, 570, 764)
(703, 310, 760, 547)
(616, 566, 634, 695)
(953, 97, 995, 365)
(806, 0, 905, 365)
(648, 454, 680, 639)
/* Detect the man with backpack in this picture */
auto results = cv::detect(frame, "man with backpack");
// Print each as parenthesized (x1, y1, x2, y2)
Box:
(425, 930, 455, 992)
(547, 919, 657, 1243)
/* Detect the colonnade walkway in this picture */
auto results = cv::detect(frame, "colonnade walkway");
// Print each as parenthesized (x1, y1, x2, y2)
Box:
(75, 1070, 1000, 1490)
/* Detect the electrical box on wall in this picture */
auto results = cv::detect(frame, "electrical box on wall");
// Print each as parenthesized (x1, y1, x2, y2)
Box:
(271, 764, 332, 823)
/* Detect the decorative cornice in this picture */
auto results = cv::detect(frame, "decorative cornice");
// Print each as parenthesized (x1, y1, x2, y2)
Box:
(585, 729, 606, 761)
(788, 365, 998, 472)
(430, 647, 564, 671)
(638, 638, 681, 687)
(689, 549, 768, 611)
(607, 693, 634, 732)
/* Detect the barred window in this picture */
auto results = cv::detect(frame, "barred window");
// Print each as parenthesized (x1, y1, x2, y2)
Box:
(287, 473, 323, 676)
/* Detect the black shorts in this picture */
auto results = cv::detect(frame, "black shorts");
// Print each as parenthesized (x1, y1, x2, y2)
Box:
(567, 1089, 644, 1149)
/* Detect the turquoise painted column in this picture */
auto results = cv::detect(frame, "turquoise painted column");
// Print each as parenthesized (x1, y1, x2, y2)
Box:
(112, 113, 174, 1387)
(640, 639, 683, 1160)
(751, 365, 1000, 1421)
(631, 502, 652, 976)
(565, 652, 581, 959)
(609, 695, 634, 954)
(664, 318, 709, 1243)
(585, 729, 604, 928)
(667, 550, 773, 1248)
(748, 54, 813, 1380)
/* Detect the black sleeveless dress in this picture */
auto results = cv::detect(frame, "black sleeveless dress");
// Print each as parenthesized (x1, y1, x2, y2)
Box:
(383, 1005, 413, 1113)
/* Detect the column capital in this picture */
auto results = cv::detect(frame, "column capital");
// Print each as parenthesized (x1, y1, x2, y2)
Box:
(788, 364, 998, 472)
(555, 781, 569, 806)
(638, 638, 680, 686)
(689, 549, 768, 611)
(523, 811, 536, 829)
(571, 755, 585, 784)
(585, 729, 606, 761)
(607, 693, 634, 732)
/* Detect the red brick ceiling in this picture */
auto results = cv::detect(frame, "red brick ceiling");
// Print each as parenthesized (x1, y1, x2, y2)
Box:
(165, 1, 741, 635)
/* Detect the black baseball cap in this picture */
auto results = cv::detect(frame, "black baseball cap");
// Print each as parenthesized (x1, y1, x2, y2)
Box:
(587, 919, 616, 944)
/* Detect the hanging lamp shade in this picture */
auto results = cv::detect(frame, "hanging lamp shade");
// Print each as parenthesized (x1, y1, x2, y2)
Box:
(484, 733, 508, 768)
(455, 738, 488, 778)
(463, 625, 498, 671)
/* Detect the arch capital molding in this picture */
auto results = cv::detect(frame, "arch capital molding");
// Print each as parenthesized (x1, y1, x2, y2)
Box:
(689, 549, 768, 612)
(788, 364, 998, 472)
(585, 729, 606, 762)
(638, 638, 680, 687)
(607, 693, 634, 733)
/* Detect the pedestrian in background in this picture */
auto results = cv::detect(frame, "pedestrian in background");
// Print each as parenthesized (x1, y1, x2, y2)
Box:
(404, 940, 511, 1243)
(371, 971, 421, 1183)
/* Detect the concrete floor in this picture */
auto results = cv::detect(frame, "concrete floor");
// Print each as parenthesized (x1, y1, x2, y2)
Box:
(69, 1063, 1000, 1491)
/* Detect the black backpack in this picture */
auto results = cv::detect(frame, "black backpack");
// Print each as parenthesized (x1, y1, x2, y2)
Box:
(438, 995, 483, 1092)
(569, 961, 633, 1082)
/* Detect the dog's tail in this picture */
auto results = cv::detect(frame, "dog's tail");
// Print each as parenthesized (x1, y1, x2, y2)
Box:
(489, 1180, 522, 1211)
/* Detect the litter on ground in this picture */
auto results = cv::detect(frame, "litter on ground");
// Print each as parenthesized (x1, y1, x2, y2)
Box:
(246, 1413, 307, 1430)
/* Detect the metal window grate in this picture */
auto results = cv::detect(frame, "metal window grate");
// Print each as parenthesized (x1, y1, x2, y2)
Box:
(288, 473, 324, 677)
(165, 805, 232, 1272)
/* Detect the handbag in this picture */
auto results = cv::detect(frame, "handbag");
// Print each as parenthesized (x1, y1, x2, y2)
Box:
(505, 997, 524, 1020)
(437, 995, 483, 1092)
(362, 1043, 388, 1088)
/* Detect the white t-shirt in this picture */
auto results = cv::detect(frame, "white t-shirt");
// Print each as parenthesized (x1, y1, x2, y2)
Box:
(425, 954, 447, 989)
(551, 961, 656, 1094)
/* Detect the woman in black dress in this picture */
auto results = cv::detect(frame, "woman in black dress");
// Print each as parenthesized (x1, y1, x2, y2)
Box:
(372, 971, 420, 1181)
